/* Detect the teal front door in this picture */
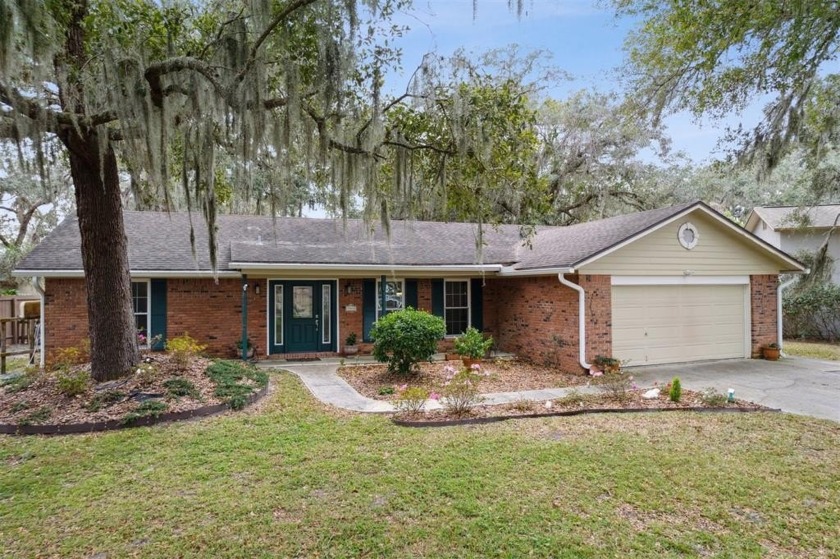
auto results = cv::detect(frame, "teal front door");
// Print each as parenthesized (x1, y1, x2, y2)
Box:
(269, 280, 336, 354)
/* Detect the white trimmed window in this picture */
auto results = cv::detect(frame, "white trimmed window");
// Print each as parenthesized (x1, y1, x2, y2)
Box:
(376, 279, 404, 318)
(444, 280, 470, 336)
(132, 280, 150, 345)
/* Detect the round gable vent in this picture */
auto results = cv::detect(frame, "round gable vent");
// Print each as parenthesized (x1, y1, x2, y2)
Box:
(678, 222, 699, 250)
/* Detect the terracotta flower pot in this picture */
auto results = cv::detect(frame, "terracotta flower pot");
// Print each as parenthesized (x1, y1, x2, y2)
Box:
(762, 347, 781, 361)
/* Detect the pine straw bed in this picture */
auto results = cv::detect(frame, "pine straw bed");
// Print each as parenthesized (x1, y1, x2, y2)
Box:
(338, 358, 590, 400)
(0, 353, 264, 427)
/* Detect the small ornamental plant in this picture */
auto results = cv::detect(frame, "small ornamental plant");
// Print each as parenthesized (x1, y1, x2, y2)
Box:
(370, 308, 446, 375)
(453, 327, 494, 359)
(669, 377, 682, 403)
(439, 363, 488, 416)
(393, 385, 431, 414)
(166, 333, 207, 369)
(593, 355, 621, 374)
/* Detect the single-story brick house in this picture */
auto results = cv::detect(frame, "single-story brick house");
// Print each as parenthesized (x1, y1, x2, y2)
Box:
(14, 201, 804, 372)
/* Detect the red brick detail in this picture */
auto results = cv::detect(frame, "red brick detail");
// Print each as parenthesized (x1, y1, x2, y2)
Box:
(483, 274, 611, 374)
(750, 274, 779, 357)
(167, 278, 267, 357)
(339, 279, 364, 352)
(44, 278, 90, 354)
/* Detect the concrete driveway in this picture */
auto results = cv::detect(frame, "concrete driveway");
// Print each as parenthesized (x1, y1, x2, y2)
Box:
(629, 357, 840, 422)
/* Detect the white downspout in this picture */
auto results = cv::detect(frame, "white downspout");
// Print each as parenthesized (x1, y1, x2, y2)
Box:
(777, 277, 797, 356)
(31, 277, 46, 369)
(557, 271, 591, 371)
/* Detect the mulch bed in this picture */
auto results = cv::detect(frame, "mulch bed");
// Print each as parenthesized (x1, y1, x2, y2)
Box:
(393, 389, 773, 427)
(0, 353, 262, 430)
(338, 358, 589, 399)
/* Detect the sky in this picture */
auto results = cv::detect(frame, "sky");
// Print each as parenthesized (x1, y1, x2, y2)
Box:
(382, 0, 767, 165)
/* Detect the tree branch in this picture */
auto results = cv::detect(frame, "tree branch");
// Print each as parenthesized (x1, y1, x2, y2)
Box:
(144, 57, 226, 108)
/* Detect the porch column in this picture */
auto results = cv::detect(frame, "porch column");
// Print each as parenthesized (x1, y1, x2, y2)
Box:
(241, 274, 248, 360)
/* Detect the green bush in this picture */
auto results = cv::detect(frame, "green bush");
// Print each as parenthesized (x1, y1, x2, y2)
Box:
(166, 333, 207, 369)
(85, 390, 126, 412)
(669, 377, 682, 403)
(163, 378, 199, 399)
(393, 386, 430, 414)
(370, 308, 446, 375)
(205, 360, 268, 410)
(122, 400, 168, 424)
(453, 327, 494, 359)
(699, 387, 727, 406)
(783, 283, 840, 341)
(56, 369, 91, 397)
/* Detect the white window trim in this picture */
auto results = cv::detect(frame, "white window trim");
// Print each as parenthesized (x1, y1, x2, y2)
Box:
(443, 279, 471, 338)
(376, 278, 405, 319)
(321, 284, 331, 345)
(678, 221, 700, 250)
(273, 284, 284, 346)
(131, 279, 151, 347)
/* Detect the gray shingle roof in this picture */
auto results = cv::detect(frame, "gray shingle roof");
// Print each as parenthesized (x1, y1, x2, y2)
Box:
(751, 205, 840, 230)
(16, 202, 708, 273)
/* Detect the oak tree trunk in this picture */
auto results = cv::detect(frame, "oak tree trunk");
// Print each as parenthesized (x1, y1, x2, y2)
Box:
(55, 0, 139, 382)
(63, 130, 140, 381)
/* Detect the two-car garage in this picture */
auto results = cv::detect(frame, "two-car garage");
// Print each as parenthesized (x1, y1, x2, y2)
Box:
(611, 280, 749, 366)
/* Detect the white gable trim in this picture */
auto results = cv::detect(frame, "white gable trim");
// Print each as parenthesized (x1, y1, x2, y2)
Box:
(574, 203, 805, 273)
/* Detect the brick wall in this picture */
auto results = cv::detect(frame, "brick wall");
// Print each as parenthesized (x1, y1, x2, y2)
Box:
(44, 278, 89, 354)
(750, 274, 779, 356)
(168, 278, 266, 357)
(484, 274, 611, 374)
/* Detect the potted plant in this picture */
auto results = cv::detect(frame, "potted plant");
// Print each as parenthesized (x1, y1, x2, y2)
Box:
(344, 332, 359, 356)
(235, 338, 256, 359)
(454, 327, 494, 368)
(762, 342, 781, 361)
(593, 355, 621, 374)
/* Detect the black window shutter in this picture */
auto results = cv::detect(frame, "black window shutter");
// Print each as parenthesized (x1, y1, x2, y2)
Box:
(405, 279, 418, 309)
(150, 279, 167, 351)
(362, 279, 377, 342)
(470, 278, 483, 331)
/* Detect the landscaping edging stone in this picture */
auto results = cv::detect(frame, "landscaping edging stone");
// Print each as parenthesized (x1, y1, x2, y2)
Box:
(392, 406, 781, 428)
(0, 383, 269, 436)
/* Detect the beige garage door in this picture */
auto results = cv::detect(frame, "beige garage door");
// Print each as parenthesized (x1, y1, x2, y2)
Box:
(612, 284, 747, 366)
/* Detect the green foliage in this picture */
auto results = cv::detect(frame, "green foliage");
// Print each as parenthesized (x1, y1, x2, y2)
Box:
(134, 362, 160, 385)
(205, 360, 268, 410)
(783, 283, 840, 341)
(19, 406, 51, 426)
(122, 400, 168, 424)
(85, 390, 126, 412)
(345, 332, 358, 346)
(10, 400, 30, 413)
(453, 327, 493, 359)
(669, 377, 682, 403)
(166, 333, 206, 369)
(393, 386, 430, 414)
(1, 374, 34, 393)
(595, 374, 633, 402)
(56, 369, 91, 397)
(49, 342, 89, 371)
(370, 308, 446, 375)
(378, 386, 395, 396)
(163, 378, 199, 399)
(439, 365, 486, 417)
(593, 355, 621, 374)
(699, 387, 728, 407)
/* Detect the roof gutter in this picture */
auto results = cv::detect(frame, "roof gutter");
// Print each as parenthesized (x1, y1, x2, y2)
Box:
(13, 270, 241, 278)
(557, 271, 591, 371)
(498, 266, 573, 277)
(228, 262, 505, 273)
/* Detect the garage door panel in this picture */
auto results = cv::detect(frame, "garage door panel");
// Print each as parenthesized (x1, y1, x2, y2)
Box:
(612, 284, 747, 366)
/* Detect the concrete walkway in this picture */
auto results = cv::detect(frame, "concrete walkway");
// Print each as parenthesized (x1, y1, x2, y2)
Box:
(259, 361, 601, 413)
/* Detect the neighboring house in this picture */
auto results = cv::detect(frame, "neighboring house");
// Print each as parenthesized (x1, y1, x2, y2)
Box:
(745, 205, 840, 283)
(14, 201, 804, 371)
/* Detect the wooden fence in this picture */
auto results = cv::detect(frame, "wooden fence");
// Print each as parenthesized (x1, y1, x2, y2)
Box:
(0, 317, 40, 374)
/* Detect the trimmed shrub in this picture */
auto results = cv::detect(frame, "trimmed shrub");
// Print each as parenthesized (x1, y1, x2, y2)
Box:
(56, 369, 91, 397)
(669, 377, 682, 403)
(205, 360, 268, 410)
(783, 283, 840, 341)
(166, 333, 206, 369)
(370, 308, 446, 375)
(393, 386, 430, 414)
(453, 327, 494, 359)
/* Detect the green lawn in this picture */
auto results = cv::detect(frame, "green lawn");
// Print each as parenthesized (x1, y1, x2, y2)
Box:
(784, 340, 840, 361)
(2, 373, 839, 558)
